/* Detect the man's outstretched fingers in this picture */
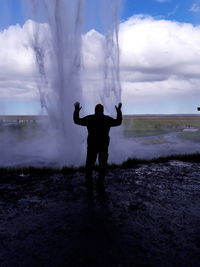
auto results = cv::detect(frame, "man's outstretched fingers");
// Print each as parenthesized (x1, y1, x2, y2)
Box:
(74, 102, 82, 111)
(115, 102, 122, 111)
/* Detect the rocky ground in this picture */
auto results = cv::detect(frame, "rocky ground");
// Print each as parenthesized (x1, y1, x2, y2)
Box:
(0, 161, 200, 267)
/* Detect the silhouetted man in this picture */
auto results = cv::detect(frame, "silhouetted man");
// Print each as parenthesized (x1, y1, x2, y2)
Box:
(73, 102, 122, 187)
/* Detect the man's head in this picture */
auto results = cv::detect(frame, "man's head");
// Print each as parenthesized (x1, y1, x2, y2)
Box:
(95, 104, 104, 115)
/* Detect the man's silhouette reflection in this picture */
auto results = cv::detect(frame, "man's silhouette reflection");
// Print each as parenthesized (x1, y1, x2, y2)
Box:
(73, 102, 122, 188)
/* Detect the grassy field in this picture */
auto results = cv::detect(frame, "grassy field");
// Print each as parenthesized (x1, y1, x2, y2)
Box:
(1, 114, 200, 142)
(123, 114, 200, 139)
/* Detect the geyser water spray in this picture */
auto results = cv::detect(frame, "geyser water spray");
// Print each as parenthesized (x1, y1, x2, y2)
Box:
(22, 0, 122, 166)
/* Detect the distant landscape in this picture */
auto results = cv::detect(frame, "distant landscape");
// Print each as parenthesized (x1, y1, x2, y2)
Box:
(123, 114, 200, 142)
(1, 114, 200, 143)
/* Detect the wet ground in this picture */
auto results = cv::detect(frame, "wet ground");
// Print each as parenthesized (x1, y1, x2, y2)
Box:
(0, 161, 200, 267)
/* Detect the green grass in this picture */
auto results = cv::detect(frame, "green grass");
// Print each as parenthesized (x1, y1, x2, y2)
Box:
(123, 115, 200, 137)
(141, 136, 171, 145)
(0, 166, 83, 176)
(0, 153, 200, 174)
(178, 131, 200, 142)
(2, 114, 200, 140)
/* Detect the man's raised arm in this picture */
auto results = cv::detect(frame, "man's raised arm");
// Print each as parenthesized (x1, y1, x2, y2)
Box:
(110, 103, 122, 127)
(73, 102, 87, 126)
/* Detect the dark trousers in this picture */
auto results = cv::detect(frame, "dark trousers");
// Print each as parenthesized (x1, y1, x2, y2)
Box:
(85, 138, 109, 181)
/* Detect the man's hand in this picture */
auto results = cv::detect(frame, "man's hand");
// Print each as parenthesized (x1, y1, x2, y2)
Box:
(115, 102, 122, 112)
(74, 102, 82, 112)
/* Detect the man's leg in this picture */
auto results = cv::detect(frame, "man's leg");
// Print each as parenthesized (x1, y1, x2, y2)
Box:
(85, 147, 97, 185)
(98, 145, 109, 186)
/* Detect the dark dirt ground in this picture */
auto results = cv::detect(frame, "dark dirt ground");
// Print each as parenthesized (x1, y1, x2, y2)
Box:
(0, 161, 200, 267)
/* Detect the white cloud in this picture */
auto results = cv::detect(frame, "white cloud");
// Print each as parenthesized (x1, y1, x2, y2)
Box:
(167, 4, 179, 17)
(190, 3, 200, 13)
(1, 16, 200, 114)
(82, 15, 200, 113)
(118, 16, 200, 102)
(0, 21, 38, 101)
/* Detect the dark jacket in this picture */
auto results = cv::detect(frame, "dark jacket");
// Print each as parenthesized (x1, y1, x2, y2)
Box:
(73, 110, 122, 144)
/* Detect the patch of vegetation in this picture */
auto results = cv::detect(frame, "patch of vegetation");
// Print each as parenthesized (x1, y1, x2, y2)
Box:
(0, 123, 42, 140)
(178, 131, 200, 143)
(123, 129, 168, 138)
(1, 153, 200, 175)
(0, 166, 84, 176)
(123, 115, 200, 137)
(142, 136, 171, 145)
(119, 153, 200, 168)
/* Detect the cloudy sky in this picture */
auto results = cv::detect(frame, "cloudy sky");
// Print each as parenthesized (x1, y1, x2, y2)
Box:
(0, 0, 200, 114)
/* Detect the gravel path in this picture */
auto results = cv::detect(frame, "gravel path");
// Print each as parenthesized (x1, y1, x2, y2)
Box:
(0, 161, 200, 267)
